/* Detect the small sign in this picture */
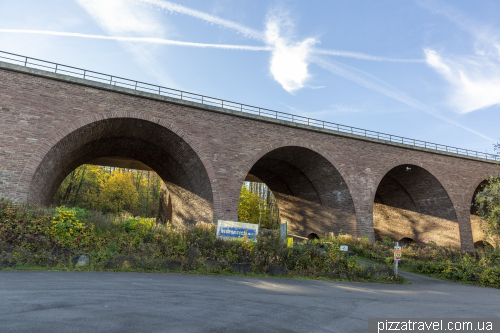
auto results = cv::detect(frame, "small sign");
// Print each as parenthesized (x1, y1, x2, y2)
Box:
(394, 246, 402, 261)
(286, 237, 293, 248)
(280, 221, 287, 244)
(340, 245, 349, 252)
(216, 220, 258, 241)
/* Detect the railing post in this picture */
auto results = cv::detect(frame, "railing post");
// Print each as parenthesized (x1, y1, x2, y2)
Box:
(180, 91, 183, 99)
(55, 64, 58, 73)
(109, 76, 113, 85)
(83, 70, 86, 79)
(323, 121, 324, 129)
(364, 129, 366, 137)
(276, 111, 278, 119)
(134, 81, 137, 90)
(308, 118, 310, 125)
(158, 86, 161, 94)
(24, 57, 27, 67)
(337, 124, 339, 131)
(292, 115, 294, 122)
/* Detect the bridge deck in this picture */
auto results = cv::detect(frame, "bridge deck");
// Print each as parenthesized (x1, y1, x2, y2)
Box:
(0, 53, 497, 165)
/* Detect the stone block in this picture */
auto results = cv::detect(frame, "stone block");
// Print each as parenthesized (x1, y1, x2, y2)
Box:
(73, 254, 90, 267)
(268, 265, 286, 276)
(205, 258, 217, 270)
(105, 255, 137, 269)
(0, 253, 16, 268)
(162, 259, 181, 271)
(232, 262, 252, 274)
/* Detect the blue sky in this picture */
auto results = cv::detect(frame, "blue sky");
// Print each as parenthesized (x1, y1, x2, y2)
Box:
(1, 0, 499, 154)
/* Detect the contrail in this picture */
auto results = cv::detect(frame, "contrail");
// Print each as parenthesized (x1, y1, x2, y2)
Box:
(312, 56, 494, 141)
(0, 29, 271, 51)
(312, 49, 425, 63)
(134, 0, 264, 40)
(136, 0, 424, 63)
(0, 28, 423, 63)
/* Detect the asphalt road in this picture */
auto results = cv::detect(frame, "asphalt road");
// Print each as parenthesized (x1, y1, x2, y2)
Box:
(0, 270, 498, 333)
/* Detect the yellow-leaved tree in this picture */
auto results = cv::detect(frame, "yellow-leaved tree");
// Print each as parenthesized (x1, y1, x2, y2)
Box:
(100, 171, 139, 213)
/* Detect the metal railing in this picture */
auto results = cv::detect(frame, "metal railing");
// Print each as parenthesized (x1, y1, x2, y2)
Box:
(1, 50, 498, 162)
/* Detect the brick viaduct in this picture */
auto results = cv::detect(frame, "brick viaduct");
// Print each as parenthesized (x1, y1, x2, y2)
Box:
(0, 60, 498, 251)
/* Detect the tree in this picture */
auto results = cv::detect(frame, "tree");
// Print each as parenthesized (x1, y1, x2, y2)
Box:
(475, 176, 500, 246)
(100, 171, 139, 214)
(238, 182, 280, 228)
(238, 185, 262, 223)
(474, 143, 500, 247)
(54, 165, 163, 217)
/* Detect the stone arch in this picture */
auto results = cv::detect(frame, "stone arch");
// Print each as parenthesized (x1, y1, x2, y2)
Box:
(469, 178, 499, 248)
(23, 114, 218, 226)
(238, 144, 357, 238)
(474, 240, 493, 249)
(372, 163, 460, 247)
(399, 237, 418, 246)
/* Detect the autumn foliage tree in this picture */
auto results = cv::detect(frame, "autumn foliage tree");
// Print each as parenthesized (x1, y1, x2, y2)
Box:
(474, 143, 500, 248)
(54, 165, 161, 217)
(100, 171, 139, 214)
(238, 182, 280, 229)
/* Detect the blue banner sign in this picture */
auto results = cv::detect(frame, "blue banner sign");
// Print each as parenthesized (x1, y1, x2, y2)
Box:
(216, 220, 259, 241)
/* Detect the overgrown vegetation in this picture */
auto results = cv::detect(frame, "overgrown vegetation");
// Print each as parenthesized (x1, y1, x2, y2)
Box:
(0, 200, 403, 283)
(53, 165, 162, 217)
(337, 234, 500, 288)
(475, 176, 500, 244)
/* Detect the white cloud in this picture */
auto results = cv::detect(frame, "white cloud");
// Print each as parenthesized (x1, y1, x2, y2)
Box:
(75, 0, 163, 35)
(425, 49, 500, 113)
(74, 0, 176, 88)
(264, 10, 317, 93)
(417, 1, 500, 113)
(313, 56, 494, 141)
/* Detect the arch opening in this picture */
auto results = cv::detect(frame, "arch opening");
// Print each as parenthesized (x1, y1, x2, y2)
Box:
(373, 164, 459, 247)
(470, 180, 498, 248)
(239, 146, 356, 238)
(399, 237, 418, 247)
(29, 118, 213, 226)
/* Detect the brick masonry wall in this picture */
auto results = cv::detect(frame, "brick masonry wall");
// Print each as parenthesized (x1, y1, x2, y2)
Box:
(373, 203, 461, 247)
(1, 67, 499, 250)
